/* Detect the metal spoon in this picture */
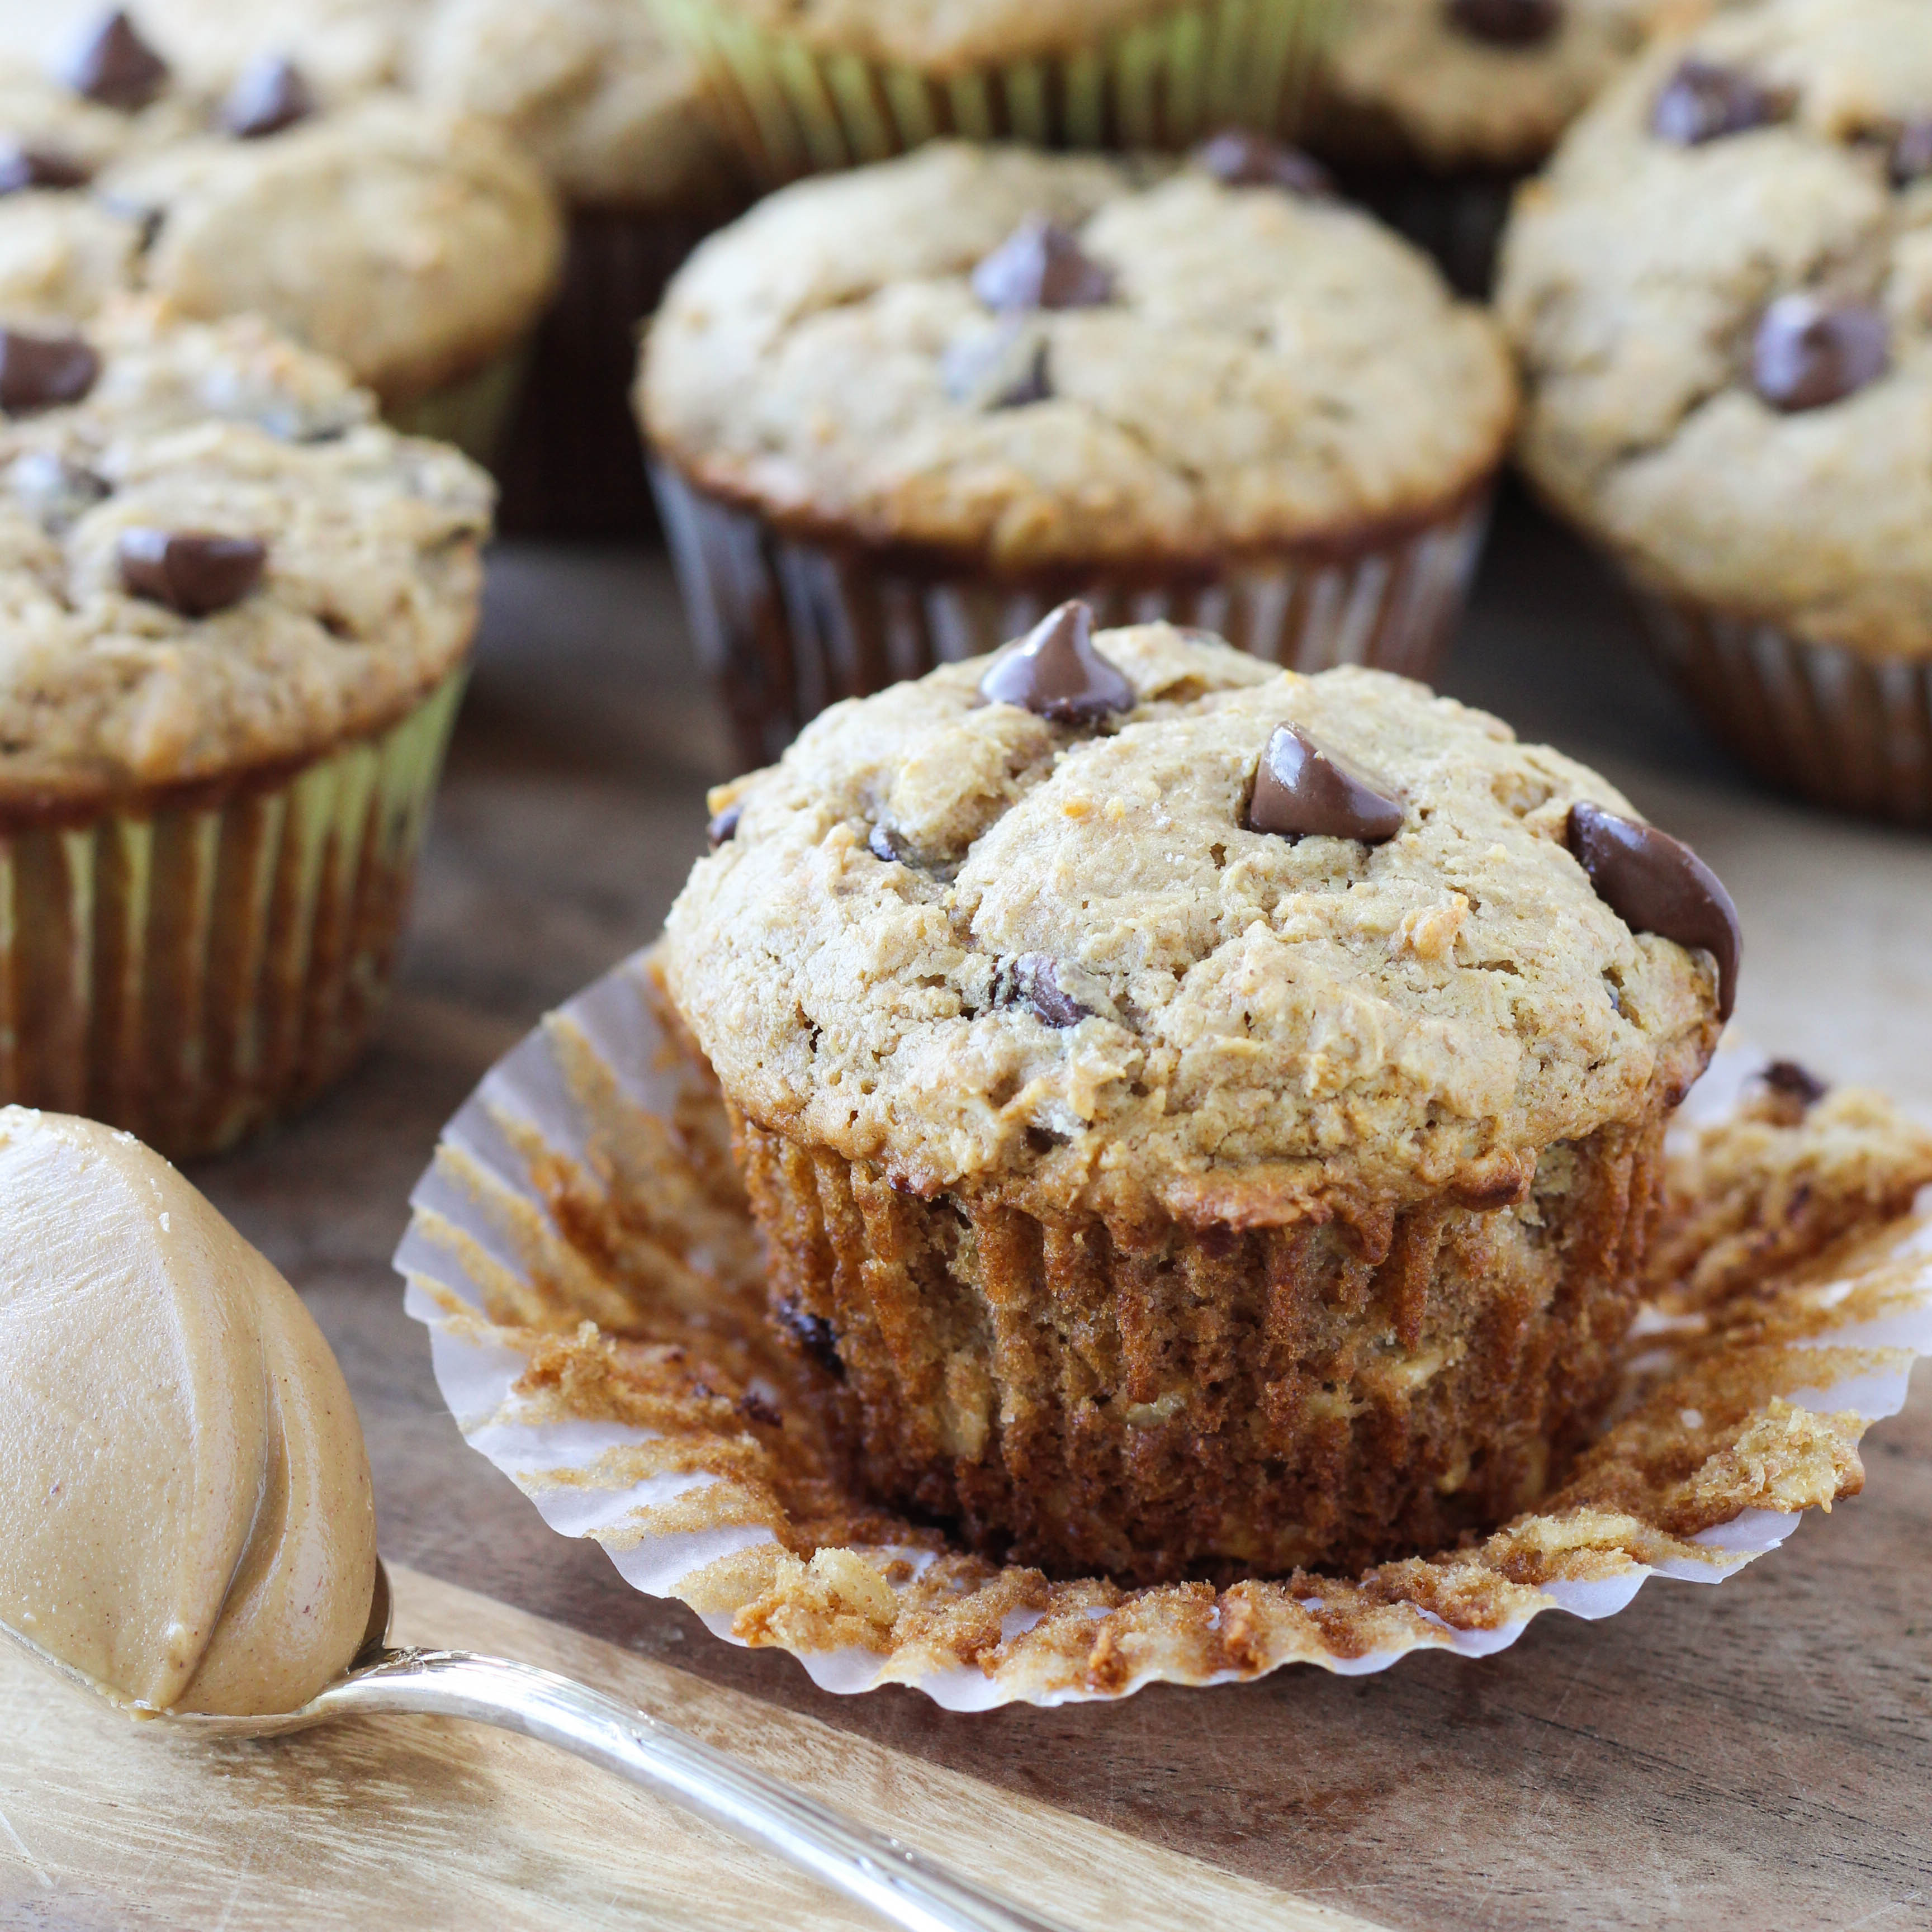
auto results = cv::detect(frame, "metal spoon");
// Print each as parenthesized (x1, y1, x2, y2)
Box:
(3, 1558, 1072, 1932)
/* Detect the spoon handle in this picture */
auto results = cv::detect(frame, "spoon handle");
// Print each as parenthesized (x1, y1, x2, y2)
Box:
(315, 1649, 1073, 1932)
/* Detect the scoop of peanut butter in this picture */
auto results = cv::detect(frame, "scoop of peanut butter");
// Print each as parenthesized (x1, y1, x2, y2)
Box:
(0, 1109, 377, 1715)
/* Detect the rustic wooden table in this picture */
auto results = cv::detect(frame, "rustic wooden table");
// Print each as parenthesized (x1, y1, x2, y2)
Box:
(6, 494, 1931, 1932)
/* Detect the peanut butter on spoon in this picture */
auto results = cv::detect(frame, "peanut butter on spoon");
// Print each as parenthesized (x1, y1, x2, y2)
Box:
(0, 1109, 376, 1716)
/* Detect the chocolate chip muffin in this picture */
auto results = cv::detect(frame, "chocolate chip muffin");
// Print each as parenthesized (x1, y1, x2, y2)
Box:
(1498, 0, 1932, 821)
(640, 139, 1516, 765)
(664, 615, 1734, 1583)
(0, 296, 491, 1155)
(0, 10, 563, 456)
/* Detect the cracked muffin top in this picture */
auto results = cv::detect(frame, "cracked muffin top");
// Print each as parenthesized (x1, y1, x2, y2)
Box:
(664, 624, 1723, 1226)
(1498, 0, 1932, 658)
(0, 298, 491, 809)
(1314, 0, 1708, 172)
(639, 141, 1516, 571)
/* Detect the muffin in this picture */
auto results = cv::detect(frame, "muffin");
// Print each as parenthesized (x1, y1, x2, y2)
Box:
(1498, 0, 1932, 822)
(0, 10, 563, 459)
(653, 0, 1339, 186)
(640, 140, 1517, 767)
(1306, 0, 1708, 291)
(663, 618, 1735, 1582)
(410, 0, 741, 536)
(0, 295, 491, 1157)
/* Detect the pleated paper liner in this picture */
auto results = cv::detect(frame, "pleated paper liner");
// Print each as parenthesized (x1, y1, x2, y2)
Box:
(652, 461, 1492, 769)
(396, 945, 1932, 1709)
(1637, 593, 1932, 826)
(0, 670, 464, 1162)
(652, 0, 1339, 186)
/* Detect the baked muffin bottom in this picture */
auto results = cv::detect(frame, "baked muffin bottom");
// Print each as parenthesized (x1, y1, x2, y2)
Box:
(733, 1091, 1673, 1586)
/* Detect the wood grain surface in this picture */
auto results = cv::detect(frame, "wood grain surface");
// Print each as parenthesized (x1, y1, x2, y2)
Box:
(7, 495, 1932, 1932)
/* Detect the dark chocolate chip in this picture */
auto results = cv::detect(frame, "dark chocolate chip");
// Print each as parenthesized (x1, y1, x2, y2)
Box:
(775, 1299, 843, 1380)
(706, 801, 741, 849)
(970, 217, 1113, 312)
(0, 143, 89, 194)
(977, 600, 1134, 723)
(940, 322, 1050, 410)
(117, 528, 267, 616)
(1892, 118, 1932, 185)
(222, 53, 316, 139)
(1566, 802, 1740, 1020)
(1761, 1058, 1828, 1107)
(8, 449, 110, 525)
(1751, 294, 1888, 411)
(1445, 0, 1562, 49)
(1650, 59, 1786, 146)
(1191, 129, 1332, 197)
(62, 9, 169, 111)
(0, 328, 100, 413)
(736, 1390, 783, 1427)
(1247, 724, 1405, 844)
(867, 823, 908, 864)
(1003, 953, 1091, 1029)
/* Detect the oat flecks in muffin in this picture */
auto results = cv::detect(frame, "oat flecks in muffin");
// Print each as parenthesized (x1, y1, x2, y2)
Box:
(1498, 0, 1932, 657)
(641, 141, 1516, 570)
(665, 623, 1721, 1223)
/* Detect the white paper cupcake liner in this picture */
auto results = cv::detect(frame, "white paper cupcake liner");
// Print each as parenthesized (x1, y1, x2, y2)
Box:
(395, 946, 1932, 1708)
(653, 462, 1492, 768)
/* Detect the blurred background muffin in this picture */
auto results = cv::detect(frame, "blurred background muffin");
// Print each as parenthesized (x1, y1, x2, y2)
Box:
(640, 139, 1516, 766)
(1498, 0, 1932, 822)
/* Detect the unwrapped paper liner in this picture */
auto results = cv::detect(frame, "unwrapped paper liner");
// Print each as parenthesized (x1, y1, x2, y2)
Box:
(396, 948, 1932, 1709)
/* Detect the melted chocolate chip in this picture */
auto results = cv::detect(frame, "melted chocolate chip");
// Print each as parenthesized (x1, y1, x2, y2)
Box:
(1445, 0, 1561, 48)
(1566, 802, 1740, 1019)
(62, 10, 169, 112)
(941, 323, 1050, 410)
(117, 529, 266, 617)
(736, 1390, 783, 1428)
(775, 1300, 844, 1380)
(706, 801, 741, 849)
(0, 143, 89, 194)
(0, 329, 100, 413)
(1650, 59, 1786, 146)
(1892, 119, 1932, 185)
(1247, 724, 1405, 844)
(1761, 1058, 1828, 1107)
(222, 53, 316, 139)
(8, 450, 109, 527)
(1003, 954, 1091, 1029)
(977, 600, 1134, 723)
(970, 217, 1114, 312)
(1192, 129, 1332, 197)
(867, 823, 908, 864)
(1751, 294, 1888, 411)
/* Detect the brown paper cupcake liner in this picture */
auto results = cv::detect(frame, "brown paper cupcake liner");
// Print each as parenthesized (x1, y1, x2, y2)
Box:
(1635, 593, 1932, 826)
(397, 946, 1932, 1707)
(0, 670, 465, 1161)
(653, 461, 1492, 766)
(652, 0, 1339, 186)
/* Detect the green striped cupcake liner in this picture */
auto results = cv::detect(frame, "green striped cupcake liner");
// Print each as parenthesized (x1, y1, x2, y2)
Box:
(652, 0, 1339, 185)
(388, 342, 535, 470)
(0, 669, 465, 1160)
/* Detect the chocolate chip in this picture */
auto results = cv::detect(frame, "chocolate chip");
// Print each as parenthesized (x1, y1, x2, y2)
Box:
(978, 600, 1134, 723)
(867, 823, 907, 864)
(1445, 0, 1561, 48)
(117, 529, 266, 616)
(0, 143, 89, 194)
(222, 53, 316, 139)
(1192, 129, 1332, 197)
(0, 329, 100, 413)
(8, 450, 109, 527)
(1761, 1059, 1828, 1107)
(706, 801, 741, 849)
(1002, 954, 1091, 1029)
(1650, 59, 1786, 145)
(775, 1299, 843, 1380)
(62, 10, 169, 111)
(1566, 802, 1740, 1020)
(1751, 294, 1888, 411)
(1247, 724, 1405, 844)
(971, 217, 1113, 312)
(736, 1390, 783, 1427)
(941, 321, 1050, 410)
(1892, 119, 1932, 185)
